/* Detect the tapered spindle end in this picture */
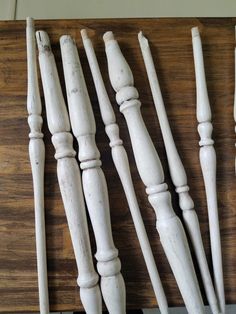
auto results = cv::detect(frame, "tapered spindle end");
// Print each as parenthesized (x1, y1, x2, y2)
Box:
(60, 34, 74, 47)
(103, 31, 115, 43)
(235, 25, 236, 41)
(138, 31, 144, 40)
(36, 30, 51, 53)
(26, 17, 34, 28)
(191, 26, 200, 38)
(81, 29, 89, 41)
(138, 31, 149, 49)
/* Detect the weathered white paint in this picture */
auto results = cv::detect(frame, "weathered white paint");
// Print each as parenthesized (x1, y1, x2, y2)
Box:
(192, 26, 225, 314)
(60, 34, 126, 314)
(103, 31, 205, 314)
(36, 30, 102, 314)
(138, 31, 219, 314)
(26, 17, 49, 314)
(81, 29, 168, 314)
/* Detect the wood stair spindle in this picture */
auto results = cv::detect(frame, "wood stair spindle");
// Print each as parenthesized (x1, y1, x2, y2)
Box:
(26, 17, 49, 314)
(60, 35, 126, 314)
(103, 31, 205, 314)
(81, 29, 168, 314)
(192, 26, 225, 314)
(138, 31, 219, 314)
(36, 30, 102, 314)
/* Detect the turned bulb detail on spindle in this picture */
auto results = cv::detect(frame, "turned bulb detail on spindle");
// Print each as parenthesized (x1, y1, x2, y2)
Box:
(198, 121, 214, 146)
(104, 31, 205, 314)
(192, 26, 224, 314)
(60, 35, 126, 314)
(138, 31, 219, 314)
(28, 115, 43, 139)
(81, 29, 168, 314)
(26, 17, 49, 314)
(36, 30, 102, 314)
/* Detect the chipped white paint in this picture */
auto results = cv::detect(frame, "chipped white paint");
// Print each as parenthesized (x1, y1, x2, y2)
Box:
(81, 29, 168, 314)
(138, 31, 219, 314)
(26, 17, 49, 314)
(192, 26, 225, 314)
(103, 31, 205, 314)
(36, 30, 102, 314)
(60, 34, 126, 314)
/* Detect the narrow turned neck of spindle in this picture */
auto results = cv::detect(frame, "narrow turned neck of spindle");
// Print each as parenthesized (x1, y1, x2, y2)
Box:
(81, 30, 124, 149)
(81, 29, 117, 127)
(191, 27, 211, 123)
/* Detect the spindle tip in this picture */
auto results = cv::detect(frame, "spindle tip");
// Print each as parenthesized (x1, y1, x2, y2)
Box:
(235, 25, 236, 41)
(81, 29, 89, 40)
(191, 26, 200, 38)
(138, 31, 149, 49)
(60, 34, 74, 46)
(36, 30, 51, 53)
(103, 31, 114, 43)
(26, 17, 34, 28)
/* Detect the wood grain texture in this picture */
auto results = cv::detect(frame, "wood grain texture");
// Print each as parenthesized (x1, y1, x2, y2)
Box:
(0, 18, 235, 312)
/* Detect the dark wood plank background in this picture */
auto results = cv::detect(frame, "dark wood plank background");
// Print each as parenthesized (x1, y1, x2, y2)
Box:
(0, 18, 236, 313)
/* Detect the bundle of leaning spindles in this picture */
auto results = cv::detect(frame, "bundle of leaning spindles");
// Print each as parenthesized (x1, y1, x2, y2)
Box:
(26, 17, 226, 314)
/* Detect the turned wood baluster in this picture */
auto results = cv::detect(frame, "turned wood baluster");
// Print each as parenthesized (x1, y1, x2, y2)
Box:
(60, 35, 126, 314)
(104, 31, 205, 314)
(26, 17, 49, 314)
(192, 27, 225, 314)
(36, 30, 102, 314)
(81, 29, 168, 314)
(138, 32, 219, 314)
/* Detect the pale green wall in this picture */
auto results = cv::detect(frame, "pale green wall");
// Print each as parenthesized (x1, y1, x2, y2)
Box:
(0, 0, 15, 20)
(0, 0, 235, 20)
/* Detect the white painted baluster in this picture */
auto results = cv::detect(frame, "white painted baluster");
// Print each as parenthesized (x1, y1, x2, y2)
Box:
(103, 31, 205, 314)
(138, 32, 219, 314)
(60, 35, 126, 314)
(26, 17, 49, 314)
(36, 30, 102, 314)
(234, 26, 236, 174)
(192, 27, 225, 314)
(81, 29, 168, 314)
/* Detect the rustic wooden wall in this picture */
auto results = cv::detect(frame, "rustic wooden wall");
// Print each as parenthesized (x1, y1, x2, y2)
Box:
(0, 18, 235, 312)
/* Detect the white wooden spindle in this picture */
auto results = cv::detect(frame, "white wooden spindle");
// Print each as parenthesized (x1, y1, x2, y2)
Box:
(103, 31, 206, 314)
(138, 31, 219, 314)
(192, 26, 225, 314)
(26, 17, 49, 314)
(36, 30, 102, 314)
(81, 29, 168, 314)
(60, 35, 126, 314)
(234, 26, 236, 174)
